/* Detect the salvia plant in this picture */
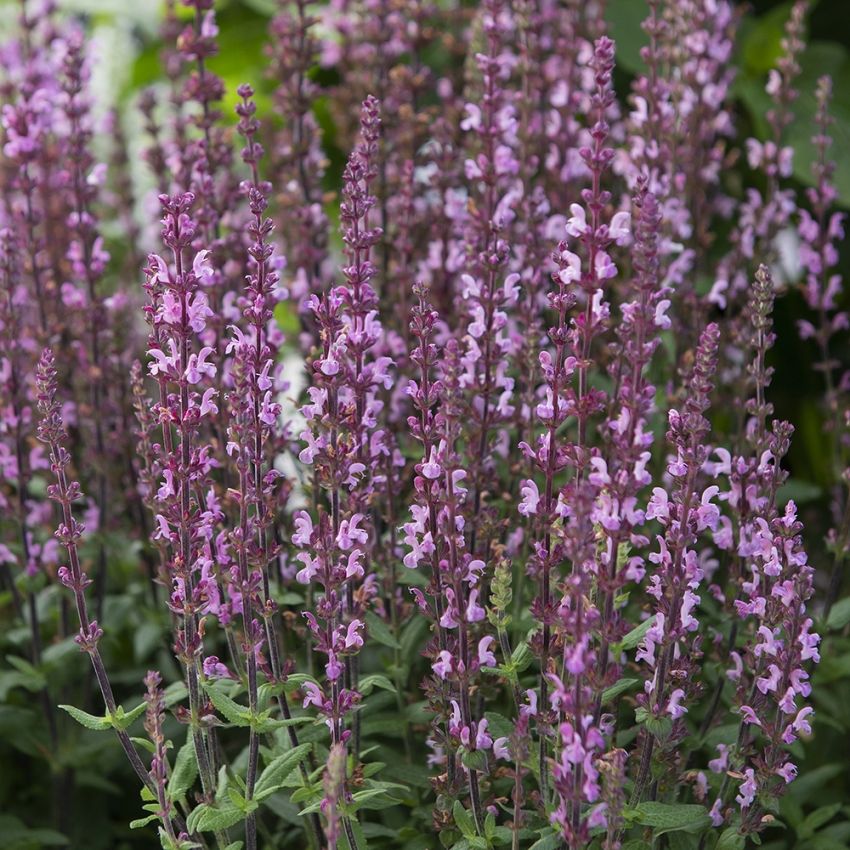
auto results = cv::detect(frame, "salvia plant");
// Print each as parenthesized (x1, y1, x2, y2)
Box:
(1, 1, 849, 849)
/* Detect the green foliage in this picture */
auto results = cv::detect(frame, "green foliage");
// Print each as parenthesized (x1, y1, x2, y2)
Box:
(625, 802, 712, 838)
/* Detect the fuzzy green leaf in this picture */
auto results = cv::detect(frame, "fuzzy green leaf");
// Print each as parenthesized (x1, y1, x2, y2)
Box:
(186, 803, 245, 833)
(358, 674, 397, 696)
(619, 616, 656, 652)
(254, 743, 312, 799)
(453, 800, 476, 839)
(5, 656, 46, 690)
(111, 701, 147, 731)
(826, 598, 850, 631)
(59, 704, 111, 730)
(629, 802, 711, 837)
(365, 611, 401, 649)
(528, 832, 562, 850)
(602, 678, 639, 704)
(715, 828, 746, 850)
(202, 683, 251, 726)
(129, 814, 159, 829)
(167, 736, 197, 801)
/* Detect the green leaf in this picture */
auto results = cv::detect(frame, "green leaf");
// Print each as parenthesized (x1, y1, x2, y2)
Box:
(203, 683, 251, 727)
(167, 736, 198, 801)
(799, 803, 842, 839)
(276, 591, 305, 605)
(254, 743, 313, 799)
(186, 803, 245, 833)
(460, 748, 487, 772)
(635, 707, 673, 742)
(163, 681, 189, 709)
(776, 479, 823, 507)
(365, 611, 401, 649)
(0, 670, 43, 700)
(111, 701, 148, 731)
(528, 831, 563, 850)
(5, 655, 46, 690)
(629, 802, 711, 837)
(602, 678, 639, 704)
(41, 638, 77, 667)
(59, 704, 111, 731)
(826, 598, 850, 630)
(619, 616, 656, 652)
(605, 0, 650, 74)
(0, 816, 68, 847)
(739, 2, 795, 75)
(290, 783, 322, 804)
(223, 843, 245, 850)
(130, 736, 157, 754)
(252, 713, 312, 734)
(130, 814, 160, 829)
(396, 569, 428, 588)
(716, 827, 746, 850)
(400, 615, 429, 661)
(453, 800, 477, 839)
(510, 640, 533, 672)
(800, 838, 850, 850)
(349, 785, 407, 812)
(358, 674, 397, 696)
(484, 712, 514, 740)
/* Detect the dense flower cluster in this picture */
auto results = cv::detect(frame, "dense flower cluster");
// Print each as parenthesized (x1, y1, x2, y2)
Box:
(0, 2, 842, 850)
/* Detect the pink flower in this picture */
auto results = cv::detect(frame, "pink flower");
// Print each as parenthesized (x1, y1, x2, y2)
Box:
(466, 588, 485, 623)
(193, 249, 215, 286)
(565, 204, 588, 237)
(493, 737, 510, 760)
(421, 445, 442, 479)
(667, 689, 687, 719)
(735, 768, 757, 808)
(302, 681, 324, 710)
(477, 636, 496, 668)
(199, 388, 218, 417)
(432, 651, 453, 679)
(343, 619, 364, 650)
(337, 514, 368, 550)
(203, 656, 231, 679)
(185, 347, 216, 384)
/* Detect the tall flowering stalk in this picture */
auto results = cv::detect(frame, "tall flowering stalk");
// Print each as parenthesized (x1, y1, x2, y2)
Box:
(796, 76, 850, 615)
(142, 192, 219, 804)
(143, 671, 179, 846)
(725, 499, 819, 832)
(434, 336, 491, 834)
(460, 0, 519, 555)
(294, 95, 393, 850)
(1, 11, 57, 340)
(700, 268, 821, 833)
(521, 33, 627, 802)
(698, 266, 784, 744)
(0, 227, 59, 759)
(267, 0, 330, 318)
(291, 503, 365, 849)
(594, 183, 667, 711)
(59, 32, 113, 619)
(634, 322, 721, 800)
(35, 348, 174, 817)
(403, 281, 453, 768)
(334, 95, 395, 756)
(229, 83, 325, 850)
(710, 0, 807, 311)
